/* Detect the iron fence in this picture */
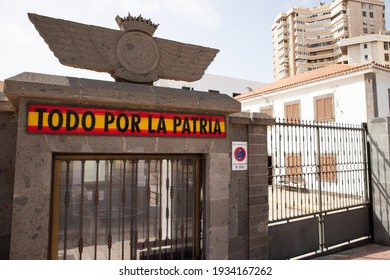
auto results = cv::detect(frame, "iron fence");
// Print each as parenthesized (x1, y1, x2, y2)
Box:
(268, 119, 370, 223)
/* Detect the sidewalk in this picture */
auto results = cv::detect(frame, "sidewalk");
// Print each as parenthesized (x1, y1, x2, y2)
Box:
(314, 243, 390, 260)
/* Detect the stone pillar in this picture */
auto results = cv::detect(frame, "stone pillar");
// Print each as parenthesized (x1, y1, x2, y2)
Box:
(364, 73, 378, 119)
(229, 112, 274, 260)
(367, 117, 390, 246)
(205, 152, 231, 259)
(0, 111, 17, 259)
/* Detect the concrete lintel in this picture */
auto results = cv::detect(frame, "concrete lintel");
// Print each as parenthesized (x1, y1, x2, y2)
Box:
(368, 116, 390, 125)
(4, 72, 241, 115)
(0, 92, 15, 112)
(0, 102, 15, 112)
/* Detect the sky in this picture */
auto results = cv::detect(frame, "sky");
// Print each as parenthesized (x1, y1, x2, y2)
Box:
(1, 0, 389, 84)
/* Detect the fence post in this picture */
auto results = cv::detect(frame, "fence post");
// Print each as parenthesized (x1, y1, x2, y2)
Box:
(363, 122, 374, 240)
(315, 124, 325, 252)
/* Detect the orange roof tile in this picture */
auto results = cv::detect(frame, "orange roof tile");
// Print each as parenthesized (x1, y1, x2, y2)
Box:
(235, 62, 390, 100)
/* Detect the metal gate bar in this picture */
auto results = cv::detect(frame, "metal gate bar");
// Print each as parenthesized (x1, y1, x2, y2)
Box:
(268, 120, 369, 223)
(52, 154, 202, 260)
(268, 120, 371, 259)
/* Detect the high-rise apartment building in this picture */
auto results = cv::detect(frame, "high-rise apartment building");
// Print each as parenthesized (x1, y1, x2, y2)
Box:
(272, 0, 386, 80)
(339, 30, 390, 65)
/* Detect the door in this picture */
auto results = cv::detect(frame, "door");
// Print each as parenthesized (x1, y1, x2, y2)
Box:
(51, 154, 203, 260)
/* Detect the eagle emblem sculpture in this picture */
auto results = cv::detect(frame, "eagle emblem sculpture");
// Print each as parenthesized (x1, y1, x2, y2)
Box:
(28, 13, 219, 83)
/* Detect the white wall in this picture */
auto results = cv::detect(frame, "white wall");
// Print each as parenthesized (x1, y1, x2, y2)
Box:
(240, 73, 368, 124)
(375, 70, 390, 117)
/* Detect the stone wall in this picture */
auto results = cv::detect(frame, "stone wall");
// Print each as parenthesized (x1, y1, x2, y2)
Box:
(4, 72, 272, 260)
(4, 72, 244, 259)
(368, 117, 390, 246)
(0, 112, 17, 259)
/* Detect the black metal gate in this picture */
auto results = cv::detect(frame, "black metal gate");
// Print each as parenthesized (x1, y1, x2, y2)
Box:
(51, 154, 202, 260)
(267, 120, 371, 259)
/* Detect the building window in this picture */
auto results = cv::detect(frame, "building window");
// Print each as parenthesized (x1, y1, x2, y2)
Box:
(363, 27, 368, 34)
(260, 106, 273, 117)
(384, 42, 389, 50)
(284, 101, 300, 122)
(314, 94, 334, 121)
(364, 43, 368, 49)
(320, 154, 337, 182)
(362, 11, 367, 17)
(385, 54, 389, 62)
(285, 154, 302, 176)
(369, 12, 374, 18)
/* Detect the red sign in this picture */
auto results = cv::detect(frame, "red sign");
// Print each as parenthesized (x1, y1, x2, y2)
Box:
(27, 104, 226, 138)
(234, 146, 247, 162)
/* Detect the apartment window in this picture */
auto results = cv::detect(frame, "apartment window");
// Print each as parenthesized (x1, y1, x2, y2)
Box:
(363, 27, 368, 34)
(365, 55, 369, 61)
(362, 11, 367, 17)
(260, 106, 273, 117)
(314, 94, 334, 121)
(364, 43, 368, 49)
(384, 42, 389, 50)
(385, 54, 389, 62)
(369, 12, 374, 18)
(362, 3, 366, 9)
(284, 100, 300, 122)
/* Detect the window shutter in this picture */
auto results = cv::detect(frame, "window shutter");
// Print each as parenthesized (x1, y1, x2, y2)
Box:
(260, 107, 272, 117)
(285, 102, 300, 122)
(315, 95, 333, 121)
(292, 103, 299, 120)
(316, 99, 324, 120)
(324, 97, 333, 119)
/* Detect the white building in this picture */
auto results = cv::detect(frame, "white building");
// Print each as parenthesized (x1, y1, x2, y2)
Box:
(236, 62, 390, 206)
(155, 73, 265, 97)
(340, 30, 390, 65)
(236, 62, 390, 123)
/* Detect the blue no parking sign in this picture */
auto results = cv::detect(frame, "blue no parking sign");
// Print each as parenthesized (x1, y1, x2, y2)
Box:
(232, 141, 248, 170)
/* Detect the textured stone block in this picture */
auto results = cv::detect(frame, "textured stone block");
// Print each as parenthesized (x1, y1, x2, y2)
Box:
(206, 226, 229, 260)
(0, 112, 17, 259)
(209, 199, 229, 228)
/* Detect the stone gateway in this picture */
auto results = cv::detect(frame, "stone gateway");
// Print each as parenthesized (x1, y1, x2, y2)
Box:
(0, 12, 271, 260)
